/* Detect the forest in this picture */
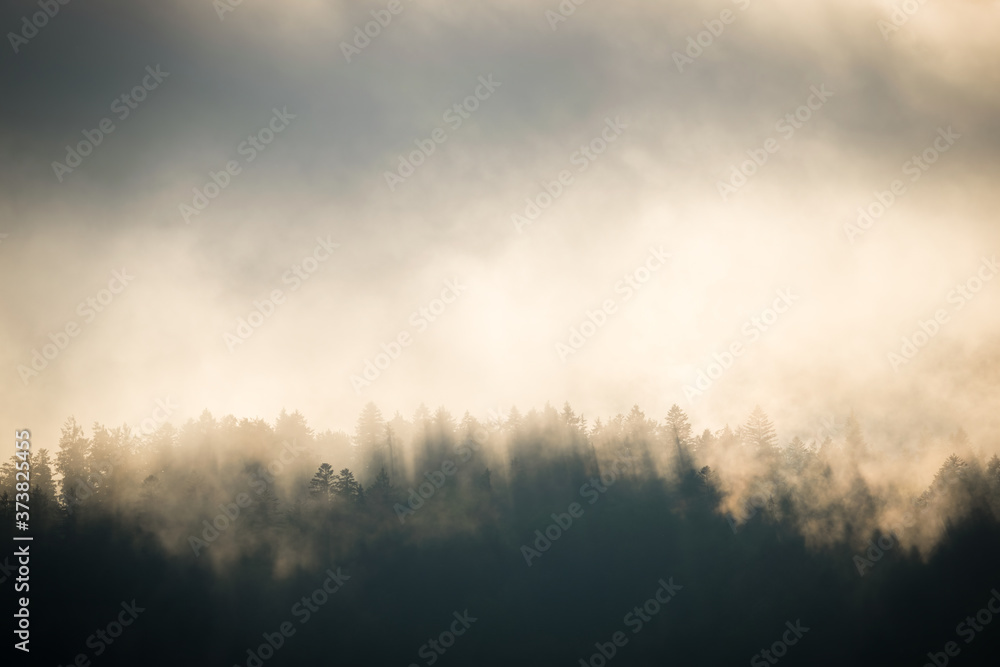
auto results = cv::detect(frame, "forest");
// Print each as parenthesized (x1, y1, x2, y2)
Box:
(3, 402, 1000, 666)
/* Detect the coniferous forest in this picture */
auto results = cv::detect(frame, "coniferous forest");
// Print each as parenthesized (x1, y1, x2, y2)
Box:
(4, 4, 1000, 665)
(3, 403, 1000, 666)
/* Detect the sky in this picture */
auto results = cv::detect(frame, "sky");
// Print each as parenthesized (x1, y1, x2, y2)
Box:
(2, 0, 999, 452)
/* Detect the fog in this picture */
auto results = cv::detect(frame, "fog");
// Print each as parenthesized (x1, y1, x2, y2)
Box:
(2, 3, 1000, 660)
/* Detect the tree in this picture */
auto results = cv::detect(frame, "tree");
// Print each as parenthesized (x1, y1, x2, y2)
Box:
(561, 403, 584, 436)
(369, 466, 393, 505)
(505, 407, 523, 434)
(459, 411, 481, 443)
(31, 448, 57, 508)
(742, 406, 778, 455)
(784, 436, 811, 472)
(715, 424, 739, 450)
(333, 468, 361, 502)
(665, 405, 693, 448)
(355, 402, 386, 478)
(56, 418, 90, 509)
(86, 424, 134, 506)
(309, 463, 335, 499)
(817, 435, 836, 460)
(0, 456, 16, 493)
(696, 428, 715, 459)
(844, 412, 868, 456)
(355, 402, 385, 449)
(933, 454, 969, 488)
(625, 405, 655, 442)
(433, 406, 456, 441)
(987, 454, 1000, 488)
(275, 409, 314, 451)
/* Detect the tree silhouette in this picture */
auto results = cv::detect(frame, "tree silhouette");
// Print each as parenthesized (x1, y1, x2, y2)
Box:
(355, 402, 386, 479)
(309, 463, 335, 499)
(369, 465, 393, 505)
(785, 436, 811, 472)
(665, 404, 693, 448)
(56, 417, 90, 509)
(742, 405, 778, 456)
(844, 411, 868, 457)
(333, 468, 361, 502)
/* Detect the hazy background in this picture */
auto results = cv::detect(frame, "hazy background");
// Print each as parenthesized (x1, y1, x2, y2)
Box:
(2, 0, 999, 453)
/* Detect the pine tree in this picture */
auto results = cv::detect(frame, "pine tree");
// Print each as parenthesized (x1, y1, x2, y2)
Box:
(742, 406, 778, 455)
(844, 412, 868, 456)
(785, 436, 811, 472)
(275, 409, 314, 451)
(933, 454, 969, 488)
(625, 405, 654, 441)
(665, 405, 693, 448)
(355, 403, 385, 448)
(369, 466, 393, 504)
(506, 407, 523, 434)
(333, 468, 361, 502)
(716, 424, 738, 450)
(562, 402, 581, 433)
(696, 428, 715, 459)
(56, 418, 90, 509)
(31, 448, 57, 508)
(0, 456, 15, 493)
(987, 454, 1000, 487)
(309, 463, 335, 499)
(354, 402, 386, 478)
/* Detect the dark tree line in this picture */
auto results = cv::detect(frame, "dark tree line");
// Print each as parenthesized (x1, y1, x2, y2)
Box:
(2, 402, 999, 666)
